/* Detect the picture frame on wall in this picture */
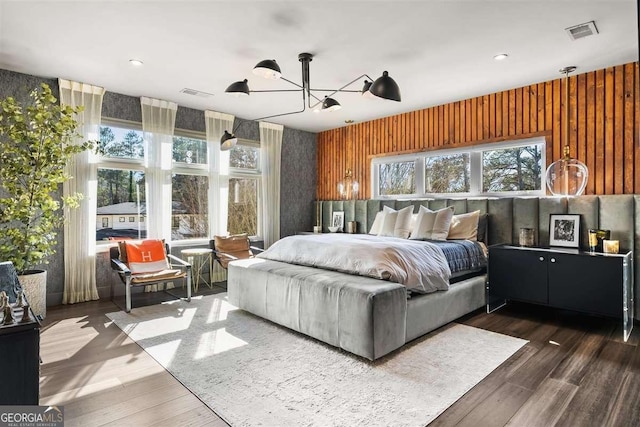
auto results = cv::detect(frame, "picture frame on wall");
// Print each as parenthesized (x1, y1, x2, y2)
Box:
(332, 211, 345, 231)
(549, 214, 581, 248)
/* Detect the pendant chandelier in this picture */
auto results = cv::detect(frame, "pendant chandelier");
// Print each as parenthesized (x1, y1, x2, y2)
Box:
(544, 66, 588, 196)
(220, 53, 401, 150)
(337, 169, 359, 200)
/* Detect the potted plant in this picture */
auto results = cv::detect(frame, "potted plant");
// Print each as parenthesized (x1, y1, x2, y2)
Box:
(0, 83, 93, 317)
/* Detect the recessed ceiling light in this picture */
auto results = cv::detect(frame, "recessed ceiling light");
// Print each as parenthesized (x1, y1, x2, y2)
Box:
(129, 59, 144, 66)
(493, 53, 509, 61)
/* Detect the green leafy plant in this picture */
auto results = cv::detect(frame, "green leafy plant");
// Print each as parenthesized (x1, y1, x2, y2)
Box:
(0, 83, 94, 273)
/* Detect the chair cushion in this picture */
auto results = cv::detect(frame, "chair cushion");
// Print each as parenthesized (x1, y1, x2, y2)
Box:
(130, 269, 186, 284)
(214, 234, 253, 268)
(123, 239, 170, 274)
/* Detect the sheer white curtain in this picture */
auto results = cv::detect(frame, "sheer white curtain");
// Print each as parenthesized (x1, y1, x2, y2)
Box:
(141, 97, 177, 241)
(59, 79, 104, 304)
(260, 122, 283, 248)
(205, 111, 235, 282)
(141, 97, 177, 291)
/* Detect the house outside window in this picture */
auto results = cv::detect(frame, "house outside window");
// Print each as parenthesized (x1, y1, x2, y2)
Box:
(372, 137, 545, 198)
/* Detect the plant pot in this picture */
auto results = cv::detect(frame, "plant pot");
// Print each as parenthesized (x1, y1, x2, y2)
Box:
(18, 270, 46, 318)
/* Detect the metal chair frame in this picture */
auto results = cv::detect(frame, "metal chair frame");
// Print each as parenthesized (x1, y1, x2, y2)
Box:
(110, 243, 192, 312)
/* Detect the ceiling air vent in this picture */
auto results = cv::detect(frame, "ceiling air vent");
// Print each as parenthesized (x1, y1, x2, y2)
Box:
(565, 21, 599, 41)
(180, 88, 214, 98)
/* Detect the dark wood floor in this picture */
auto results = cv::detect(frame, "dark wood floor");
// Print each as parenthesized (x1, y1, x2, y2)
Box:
(40, 292, 639, 427)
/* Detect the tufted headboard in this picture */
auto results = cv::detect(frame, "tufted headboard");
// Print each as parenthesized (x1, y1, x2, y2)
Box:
(314, 195, 639, 320)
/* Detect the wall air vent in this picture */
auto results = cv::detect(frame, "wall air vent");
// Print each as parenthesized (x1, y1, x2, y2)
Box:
(565, 21, 599, 41)
(180, 88, 214, 98)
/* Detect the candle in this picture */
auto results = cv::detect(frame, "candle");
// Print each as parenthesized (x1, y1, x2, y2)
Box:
(602, 240, 619, 254)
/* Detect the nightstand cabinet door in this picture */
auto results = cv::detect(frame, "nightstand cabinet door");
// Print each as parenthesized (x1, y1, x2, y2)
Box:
(548, 253, 623, 318)
(489, 247, 548, 304)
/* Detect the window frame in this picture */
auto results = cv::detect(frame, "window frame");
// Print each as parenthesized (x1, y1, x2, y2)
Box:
(228, 138, 262, 238)
(371, 136, 546, 199)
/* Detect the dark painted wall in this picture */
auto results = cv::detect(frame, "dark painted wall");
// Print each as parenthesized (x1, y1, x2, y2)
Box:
(0, 68, 317, 306)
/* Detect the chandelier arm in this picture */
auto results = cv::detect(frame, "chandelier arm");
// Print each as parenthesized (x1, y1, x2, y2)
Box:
(309, 73, 373, 109)
(277, 76, 323, 104)
(309, 89, 362, 93)
(248, 89, 303, 93)
(230, 91, 307, 134)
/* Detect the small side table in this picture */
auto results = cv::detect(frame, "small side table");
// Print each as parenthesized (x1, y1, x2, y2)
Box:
(181, 248, 213, 292)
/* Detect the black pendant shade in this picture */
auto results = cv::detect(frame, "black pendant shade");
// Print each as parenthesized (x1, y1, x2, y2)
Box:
(370, 71, 401, 102)
(220, 130, 238, 151)
(321, 96, 341, 112)
(253, 59, 282, 79)
(225, 79, 250, 96)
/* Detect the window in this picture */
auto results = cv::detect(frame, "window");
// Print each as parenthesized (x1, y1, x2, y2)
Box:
(96, 167, 146, 241)
(372, 137, 545, 198)
(378, 161, 416, 196)
(228, 177, 258, 235)
(425, 153, 470, 193)
(228, 139, 261, 237)
(173, 135, 207, 165)
(482, 145, 543, 193)
(96, 120, 264, 246)
(171, 174, 209, 240)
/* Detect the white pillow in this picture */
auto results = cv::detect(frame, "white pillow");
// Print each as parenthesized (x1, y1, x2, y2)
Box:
(378, 207, 398, 237)
(448, 210, 480, 240)
(393, 206, 414, 238)
(410, 205, 455, 240)
(369, 211, 385, 235)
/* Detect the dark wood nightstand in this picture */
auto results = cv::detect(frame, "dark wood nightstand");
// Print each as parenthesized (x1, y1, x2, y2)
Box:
(487, 244, 633, 341)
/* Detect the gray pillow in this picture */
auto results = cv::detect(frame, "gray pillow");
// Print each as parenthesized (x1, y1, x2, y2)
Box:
(477, 214, 489, 245)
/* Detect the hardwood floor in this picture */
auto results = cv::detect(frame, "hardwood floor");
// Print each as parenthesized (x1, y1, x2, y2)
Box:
(40, 295, 639, 427)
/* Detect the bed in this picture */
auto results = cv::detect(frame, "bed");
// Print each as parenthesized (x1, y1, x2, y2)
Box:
(227, 232, 487, 360)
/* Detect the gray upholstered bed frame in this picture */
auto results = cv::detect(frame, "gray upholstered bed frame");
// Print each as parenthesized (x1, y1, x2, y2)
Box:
(228, 195, 638, 360)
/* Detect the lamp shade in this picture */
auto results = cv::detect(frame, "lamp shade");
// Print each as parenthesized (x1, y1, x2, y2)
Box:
(370, 71, 401, 102)
(322, 96, 342, 112)
(220, 130, 238, 151)
(253, 59, 282, 80)
(225, 79, 250, 96)
(361, 80, 375, 99)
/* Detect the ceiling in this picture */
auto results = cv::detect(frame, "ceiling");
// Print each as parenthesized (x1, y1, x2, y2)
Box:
(0, 1, 637, 133)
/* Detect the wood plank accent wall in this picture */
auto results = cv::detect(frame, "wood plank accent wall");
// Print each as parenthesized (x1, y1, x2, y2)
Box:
(316, 61, 639, 200)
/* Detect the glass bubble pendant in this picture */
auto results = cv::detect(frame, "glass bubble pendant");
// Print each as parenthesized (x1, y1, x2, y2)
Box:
(545, 145, 588, 196)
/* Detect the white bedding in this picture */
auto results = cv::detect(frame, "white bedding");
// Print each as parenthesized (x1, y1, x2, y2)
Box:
(257, 234, 451, 293)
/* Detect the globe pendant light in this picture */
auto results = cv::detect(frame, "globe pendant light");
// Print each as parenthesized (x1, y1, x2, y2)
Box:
(545, 66, 588, 196)
(338, 169, 359, 199)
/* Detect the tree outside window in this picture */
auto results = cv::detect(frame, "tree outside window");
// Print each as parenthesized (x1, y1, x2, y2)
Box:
(379, 161, 415, 196)
(482, 146, 542, 192)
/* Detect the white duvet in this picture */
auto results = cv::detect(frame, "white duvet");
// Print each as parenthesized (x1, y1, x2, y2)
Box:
(257, 234, 451, 293)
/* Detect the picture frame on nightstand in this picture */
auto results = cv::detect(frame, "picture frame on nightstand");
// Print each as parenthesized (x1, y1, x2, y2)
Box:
(549, 214, 581, 248)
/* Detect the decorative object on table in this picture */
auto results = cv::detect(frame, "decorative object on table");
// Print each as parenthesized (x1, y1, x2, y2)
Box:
(545, 66, 588, 196)
(15, 291, 24, 308)
(338, 169, 359, 200)
(0, 84, 97, 318)
(346, 221, 358, 234)
(588, 228, 611, 252)
(603, 240, 620, 254)
(313, 225, 322, 234)
(0, 291, 6, 309)
(2, 305, 14, 325)
(19, 304, 32, 323)
(519, 228, 535, 247)
(549, 214, 581, 248)
(220, 53, 401, 150)
(331, 211, 345, 232)
(328, 226, 340, 233)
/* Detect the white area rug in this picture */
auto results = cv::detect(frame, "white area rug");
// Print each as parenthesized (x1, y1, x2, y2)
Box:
(107, 294, 526, 427)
